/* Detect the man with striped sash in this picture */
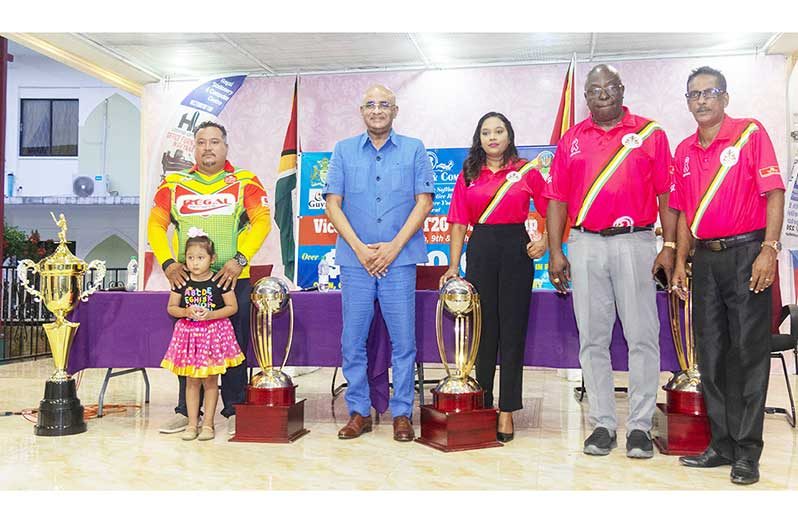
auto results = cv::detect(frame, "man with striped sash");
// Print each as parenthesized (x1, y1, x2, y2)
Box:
(671, 67, 784, 485)
(545, 64, 678, 458)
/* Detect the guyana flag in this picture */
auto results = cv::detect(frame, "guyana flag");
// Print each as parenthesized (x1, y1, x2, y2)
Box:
(274, 78, 299, 281)
(550, 54, 576, 145)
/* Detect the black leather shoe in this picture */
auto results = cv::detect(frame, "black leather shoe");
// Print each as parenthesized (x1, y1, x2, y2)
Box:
(678, 447, 733, 468)
(497, 431, 514, 443)
(731, 459, 759, 485)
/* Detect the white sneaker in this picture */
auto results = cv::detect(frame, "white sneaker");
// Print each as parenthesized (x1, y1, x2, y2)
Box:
(159, 413, 189, 434)
(227, 414, 236, 435)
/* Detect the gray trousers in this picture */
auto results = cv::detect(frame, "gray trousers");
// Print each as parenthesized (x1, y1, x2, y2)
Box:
(568, 230, 660, 433)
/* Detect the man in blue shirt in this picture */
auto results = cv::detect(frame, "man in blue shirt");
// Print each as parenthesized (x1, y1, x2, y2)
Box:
(324, 85, 434, 442)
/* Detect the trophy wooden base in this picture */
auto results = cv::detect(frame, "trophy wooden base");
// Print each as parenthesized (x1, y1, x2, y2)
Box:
(652, 389, 711, 456)
(229, 385, 309, 443)
(416, 390, 502, 452)
(35, 379, 87, 437)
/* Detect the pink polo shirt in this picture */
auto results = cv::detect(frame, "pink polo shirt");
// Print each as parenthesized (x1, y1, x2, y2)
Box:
(543, 108, 672, 230)
(670, 115, 784, 239)
(447, 158, 549, 225)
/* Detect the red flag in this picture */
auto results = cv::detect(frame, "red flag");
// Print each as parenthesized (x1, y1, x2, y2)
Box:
(549, 55, 576, 145)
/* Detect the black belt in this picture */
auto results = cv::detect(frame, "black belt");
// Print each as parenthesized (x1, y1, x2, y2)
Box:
(695, 229, 765, 252)
(576, 225, 654, 237)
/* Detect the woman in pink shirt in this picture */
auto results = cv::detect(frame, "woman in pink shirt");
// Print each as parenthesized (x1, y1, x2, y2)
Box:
(440, 112, 549, 442)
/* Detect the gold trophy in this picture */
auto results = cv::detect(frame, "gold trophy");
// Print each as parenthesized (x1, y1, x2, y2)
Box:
(416, 278, 502, 452)
(433, 278, 482, 395)
(16, 213, 106, 436)
(652, 262, 711, 454)
(231, 276, 309, 443)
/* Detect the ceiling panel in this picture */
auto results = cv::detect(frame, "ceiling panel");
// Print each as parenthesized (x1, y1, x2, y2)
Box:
(413, 33, 592, 65)
(593, 32, 773, 58)
(226, 33, 423, 72)
(5, 32, 794, 93)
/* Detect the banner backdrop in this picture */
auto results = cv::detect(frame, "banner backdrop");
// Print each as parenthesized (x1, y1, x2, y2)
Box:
(295, 145, 566, 291)
(780, 159, 798, 305)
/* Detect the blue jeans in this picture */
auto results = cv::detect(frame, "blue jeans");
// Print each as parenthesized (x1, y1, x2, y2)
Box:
(175, 278, 251, 419)
(340, 264, 417, 418)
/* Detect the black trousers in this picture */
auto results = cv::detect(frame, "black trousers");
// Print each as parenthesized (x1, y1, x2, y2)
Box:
(175, 278, 251, 419)
(693, 241, 771, 462)
(465, 223, 533, 412)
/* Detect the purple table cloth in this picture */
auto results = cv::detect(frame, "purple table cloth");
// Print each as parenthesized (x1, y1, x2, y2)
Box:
(68, 290, 681, 413)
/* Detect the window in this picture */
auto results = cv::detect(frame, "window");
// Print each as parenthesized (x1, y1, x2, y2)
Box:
(20, 99, 79, 157)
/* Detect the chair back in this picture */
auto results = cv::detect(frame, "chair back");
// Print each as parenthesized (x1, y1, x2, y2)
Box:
(416, 265, 448, 290)
(249, 264, 274, 283)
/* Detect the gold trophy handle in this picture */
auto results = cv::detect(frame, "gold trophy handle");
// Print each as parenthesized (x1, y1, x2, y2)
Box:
(278, 298, 294, 371)
(80, 260, 107, 302)
(435, 299, 454, 378)
(685, 276, 696, 370)
(668, 290, 689, 371)
(462, 297, 482, 377)
(250, 306, 269, 371)
(16, 259, 43, 302)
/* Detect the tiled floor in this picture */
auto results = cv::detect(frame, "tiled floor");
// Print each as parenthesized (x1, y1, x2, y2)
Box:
(1, 358, 797, 490)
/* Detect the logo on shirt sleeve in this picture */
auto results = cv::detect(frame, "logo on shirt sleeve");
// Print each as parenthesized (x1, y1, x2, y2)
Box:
(720, 147, 739, 168)
(569, 139, 581, 157)
(682, 156, 691, 177)
(759, 166, 780, 178)
(261, 195, 270, 207)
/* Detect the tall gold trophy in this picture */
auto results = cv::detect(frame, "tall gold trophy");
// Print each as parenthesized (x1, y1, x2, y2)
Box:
(17, 213, 106, 436)
(652, 263, 711, 455)
(416, 278, 502, 452)
(230, 277, 309, 443)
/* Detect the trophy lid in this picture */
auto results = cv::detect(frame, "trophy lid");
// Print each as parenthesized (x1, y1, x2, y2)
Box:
(39, 236, 87, 273)
(439, 278, 477, 316)
(251, 276, 290, 314)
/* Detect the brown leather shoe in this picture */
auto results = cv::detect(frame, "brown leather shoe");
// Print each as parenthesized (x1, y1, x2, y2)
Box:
(337, 413, 373, 439)
(393, 416, 415, 442)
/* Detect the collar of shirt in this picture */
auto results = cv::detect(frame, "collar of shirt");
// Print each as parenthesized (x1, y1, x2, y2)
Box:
(189, 160, 236, 175)
(359, 129, 397, 151)
(688, 114, 737, 151)
(477, 158, 527, 179)
(584, 106, 638, 134)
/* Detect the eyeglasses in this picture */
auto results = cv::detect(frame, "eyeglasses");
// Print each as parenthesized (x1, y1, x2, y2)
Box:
(585, 84, 623, 99)
(685, 88, 725, 101)
(361, 101, 395, 111)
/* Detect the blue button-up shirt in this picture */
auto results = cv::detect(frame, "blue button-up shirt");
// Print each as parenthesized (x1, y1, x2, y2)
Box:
(323, 130, 435, 268)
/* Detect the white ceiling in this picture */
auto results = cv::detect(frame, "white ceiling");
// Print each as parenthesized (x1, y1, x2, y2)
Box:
(3, 32, 796, 96)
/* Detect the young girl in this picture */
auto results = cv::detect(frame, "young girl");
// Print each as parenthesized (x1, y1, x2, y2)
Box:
(160, 228, 245, 441)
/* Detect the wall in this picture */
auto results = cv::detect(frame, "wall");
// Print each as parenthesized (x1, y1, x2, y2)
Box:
(141, 53, 791, 285)
(79, 93, 141, 195)
(85, 234, 136, 270)
(4, 46, 141, 197)
(4, 205, 138, 263)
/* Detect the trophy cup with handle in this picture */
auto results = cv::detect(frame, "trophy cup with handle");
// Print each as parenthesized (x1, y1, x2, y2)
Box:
(16, 213, 106, 436)
(652, 262, 711, 455)
(416, 278, 502, 452)
(230, 276, 309, 443)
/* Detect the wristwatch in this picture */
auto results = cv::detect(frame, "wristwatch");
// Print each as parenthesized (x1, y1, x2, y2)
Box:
(663, 241, 677, 250)
(761, 240, 782, 253)
(233, 252, 248, 267)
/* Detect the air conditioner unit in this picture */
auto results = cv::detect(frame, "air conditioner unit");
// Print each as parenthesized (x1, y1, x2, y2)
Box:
(72, 174, 109, 197)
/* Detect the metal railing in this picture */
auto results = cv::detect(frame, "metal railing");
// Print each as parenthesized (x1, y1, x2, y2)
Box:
(0, 265, 127, 364)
